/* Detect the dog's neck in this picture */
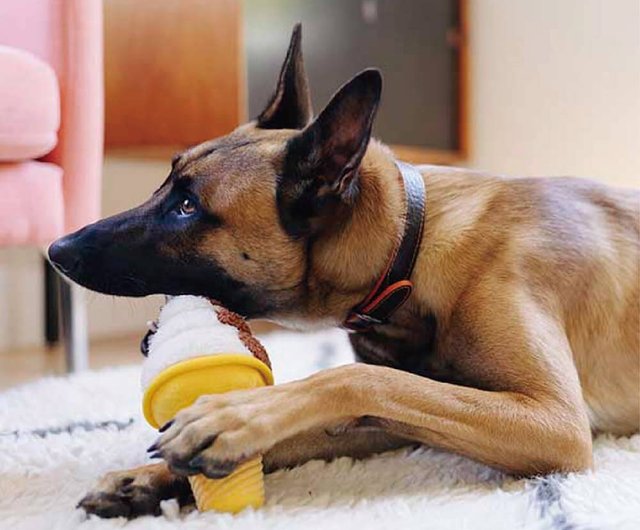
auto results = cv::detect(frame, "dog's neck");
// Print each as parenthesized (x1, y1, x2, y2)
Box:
(301, 140, 408, 321)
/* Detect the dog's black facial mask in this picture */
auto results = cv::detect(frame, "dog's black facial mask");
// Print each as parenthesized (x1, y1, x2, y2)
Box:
(48, 25, 384, 321)
(47, 25, 316, 319)
(48, 180, 270, 317)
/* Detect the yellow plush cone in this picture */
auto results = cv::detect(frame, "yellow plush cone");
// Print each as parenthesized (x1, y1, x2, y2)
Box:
(143, 354, 274, 513)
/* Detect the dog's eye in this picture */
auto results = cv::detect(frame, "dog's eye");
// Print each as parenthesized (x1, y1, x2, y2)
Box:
(178, 198, 197, 216)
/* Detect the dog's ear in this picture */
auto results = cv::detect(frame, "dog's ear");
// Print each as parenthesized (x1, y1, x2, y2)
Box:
(257, 24, 312, 130)
(277, 68, 382, 236)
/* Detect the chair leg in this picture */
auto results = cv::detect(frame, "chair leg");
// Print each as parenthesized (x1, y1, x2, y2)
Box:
(59, 277, 89, 372)
(44, 258, 61, 347)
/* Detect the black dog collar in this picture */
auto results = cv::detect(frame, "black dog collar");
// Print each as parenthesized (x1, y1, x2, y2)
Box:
(343, 161, 426, 332)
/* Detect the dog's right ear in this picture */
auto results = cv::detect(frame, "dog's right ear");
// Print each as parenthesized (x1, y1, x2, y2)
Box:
(277, 69, 382, 237)
(256, 24, 313, 130)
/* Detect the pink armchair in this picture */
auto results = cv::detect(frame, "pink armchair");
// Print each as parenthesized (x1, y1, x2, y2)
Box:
(0, 0, 103, 370)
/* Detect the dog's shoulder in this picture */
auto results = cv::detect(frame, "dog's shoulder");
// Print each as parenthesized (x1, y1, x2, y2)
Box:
(413, 166, 638, 314)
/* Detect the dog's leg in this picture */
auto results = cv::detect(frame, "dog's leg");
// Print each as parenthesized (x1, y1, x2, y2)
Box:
(263, 426, 413, 472)
(153, 365, 591, 478)
(345, 284, 595, 475)
(152, 284, 593, 477)
(78, 462, 192, 518)
(80, 430, 410, 518)
(338, 288, 594, 475)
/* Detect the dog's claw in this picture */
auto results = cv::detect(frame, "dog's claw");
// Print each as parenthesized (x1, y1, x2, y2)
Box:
(78, 492, 142, 519)
(167, 460, 202, 477)
(205, 460, 239, 479)
(158, 419, 174, 433)
(119, 485, 134, 496)
(186, 456, 238, 479)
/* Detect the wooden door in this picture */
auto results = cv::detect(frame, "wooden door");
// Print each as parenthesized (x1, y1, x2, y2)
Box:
(245, 0, 468, 163)
(104, 0, 244, 148)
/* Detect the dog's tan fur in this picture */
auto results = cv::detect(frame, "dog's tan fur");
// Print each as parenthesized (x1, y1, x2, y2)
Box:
(77, 27, 639, 517)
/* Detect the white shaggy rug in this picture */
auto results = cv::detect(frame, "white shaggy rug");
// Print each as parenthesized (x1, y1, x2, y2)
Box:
(0, 328, 639, 530)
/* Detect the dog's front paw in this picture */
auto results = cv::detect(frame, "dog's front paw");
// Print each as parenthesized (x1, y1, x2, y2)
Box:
(149, 383, 317, 479)
(78, 463, 191, 519)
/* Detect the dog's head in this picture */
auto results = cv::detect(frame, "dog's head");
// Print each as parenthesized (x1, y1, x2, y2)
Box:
(48, 25, 382, 319)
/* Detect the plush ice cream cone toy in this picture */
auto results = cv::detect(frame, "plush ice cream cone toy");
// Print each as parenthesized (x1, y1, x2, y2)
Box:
(141, 296, 273, 513)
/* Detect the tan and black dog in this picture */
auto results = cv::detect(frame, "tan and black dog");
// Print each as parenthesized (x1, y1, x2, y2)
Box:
(49, 26, 639, 518)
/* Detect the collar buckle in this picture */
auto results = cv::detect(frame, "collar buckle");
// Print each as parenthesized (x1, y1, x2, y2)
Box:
(343, 312, 384, 332)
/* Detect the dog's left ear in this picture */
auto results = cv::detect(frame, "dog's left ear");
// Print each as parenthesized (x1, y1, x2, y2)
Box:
(257, 24, 312, 130)
(278, 68, 382, 236)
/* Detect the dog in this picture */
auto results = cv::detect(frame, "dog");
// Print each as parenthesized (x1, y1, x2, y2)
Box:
(48, 25, 639, 518)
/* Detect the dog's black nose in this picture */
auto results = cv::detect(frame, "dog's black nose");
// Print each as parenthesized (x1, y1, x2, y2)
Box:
(48, 236, 81, 275)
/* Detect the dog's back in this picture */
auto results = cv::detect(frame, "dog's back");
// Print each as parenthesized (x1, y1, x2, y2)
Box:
(420, 166, 639, 434)
(541, 178, 639, 434)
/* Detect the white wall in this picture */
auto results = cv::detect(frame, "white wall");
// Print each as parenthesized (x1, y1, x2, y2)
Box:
(0, 247, 44, 351)
(468, 0, 640, 187)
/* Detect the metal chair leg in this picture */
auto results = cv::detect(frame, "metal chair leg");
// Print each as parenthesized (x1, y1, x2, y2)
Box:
(59, 278, 89, 372)
(44, 258, 61, 347)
